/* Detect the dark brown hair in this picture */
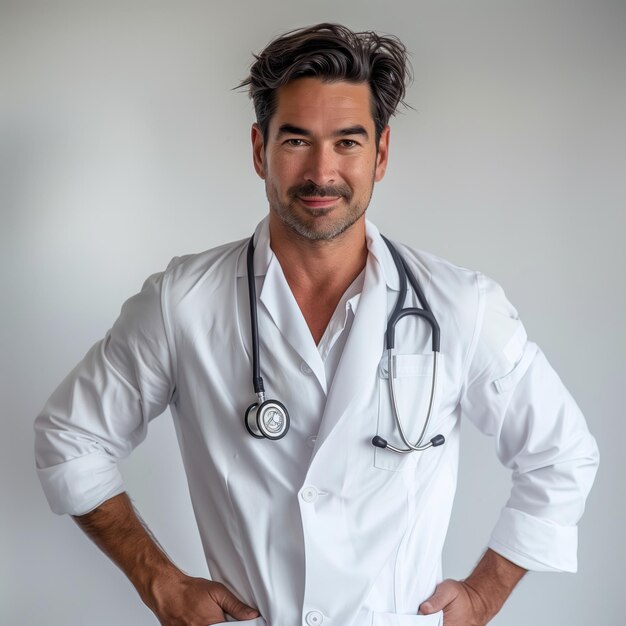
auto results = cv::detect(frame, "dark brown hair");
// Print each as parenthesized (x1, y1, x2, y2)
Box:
(238, 23, 412, 144)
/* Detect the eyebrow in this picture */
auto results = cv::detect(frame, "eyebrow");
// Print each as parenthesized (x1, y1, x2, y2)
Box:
(336, 125, 369, 139)
(276, 123, 370, 140)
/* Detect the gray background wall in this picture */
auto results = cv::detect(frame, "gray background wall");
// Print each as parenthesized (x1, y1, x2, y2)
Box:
(1, 1, 623, 624)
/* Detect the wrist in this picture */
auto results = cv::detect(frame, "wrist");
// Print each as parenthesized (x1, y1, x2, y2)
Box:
(134, 560, 186, 612)
(463, 549, 527, 620)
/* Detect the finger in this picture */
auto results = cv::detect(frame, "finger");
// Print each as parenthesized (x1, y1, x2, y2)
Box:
(214, 586, 260, 621)
(419, 579, 459, 614)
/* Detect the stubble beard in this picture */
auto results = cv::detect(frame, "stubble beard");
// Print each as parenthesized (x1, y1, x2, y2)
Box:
(268, 179, 374, 242)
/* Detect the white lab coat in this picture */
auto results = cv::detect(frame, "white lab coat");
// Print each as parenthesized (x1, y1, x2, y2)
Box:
(35, 217, 599, 626)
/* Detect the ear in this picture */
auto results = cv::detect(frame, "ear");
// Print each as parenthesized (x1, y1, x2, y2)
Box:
(251, 123, 266, 179)
(374, 125, 390, 182)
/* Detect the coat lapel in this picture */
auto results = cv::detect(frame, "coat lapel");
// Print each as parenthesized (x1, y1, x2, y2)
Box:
(312, 251, 388, 455)
(238, 217, 327, 394)
(259, 256, 327, 394)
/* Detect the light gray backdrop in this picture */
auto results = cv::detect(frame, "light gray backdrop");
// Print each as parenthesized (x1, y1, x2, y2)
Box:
(1, 1, 623, 624)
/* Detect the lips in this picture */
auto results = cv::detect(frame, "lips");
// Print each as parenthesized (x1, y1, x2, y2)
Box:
(297, 196, 341, 209)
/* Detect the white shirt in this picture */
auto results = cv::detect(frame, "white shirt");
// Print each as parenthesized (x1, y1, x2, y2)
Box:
(34, 217, 599, 626)
(317, 270, 363, 389)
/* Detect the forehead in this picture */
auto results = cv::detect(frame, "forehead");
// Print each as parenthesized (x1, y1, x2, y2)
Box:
(270, 78, 374, 133)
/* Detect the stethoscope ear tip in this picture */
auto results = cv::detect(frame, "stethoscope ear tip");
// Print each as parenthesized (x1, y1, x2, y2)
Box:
(372, 435, 388, 449)
(430, 434, 445, 447)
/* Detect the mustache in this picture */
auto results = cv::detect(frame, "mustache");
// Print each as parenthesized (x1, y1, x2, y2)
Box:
(288, 181, 352, 200)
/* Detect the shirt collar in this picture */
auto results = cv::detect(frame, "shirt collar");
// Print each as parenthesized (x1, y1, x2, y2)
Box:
(364, 219, 401, 291)
(235, 216, 273, 278)
(236, 215, 401, 292)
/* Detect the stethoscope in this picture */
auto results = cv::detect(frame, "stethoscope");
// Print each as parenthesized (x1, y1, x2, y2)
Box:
(244, 234, 446, 454)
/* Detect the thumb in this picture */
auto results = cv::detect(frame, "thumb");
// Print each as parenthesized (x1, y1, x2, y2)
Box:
(216, 586, 260, 621)
(419, 579, 458, 615)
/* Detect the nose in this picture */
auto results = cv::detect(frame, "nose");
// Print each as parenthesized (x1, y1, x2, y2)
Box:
(302, 144, 336, 186)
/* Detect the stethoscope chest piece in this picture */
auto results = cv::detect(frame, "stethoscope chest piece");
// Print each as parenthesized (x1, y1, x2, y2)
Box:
(245, 398, 290, 440)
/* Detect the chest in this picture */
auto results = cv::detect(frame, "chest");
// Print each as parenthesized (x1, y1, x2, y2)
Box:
(291, 289, 347, 346)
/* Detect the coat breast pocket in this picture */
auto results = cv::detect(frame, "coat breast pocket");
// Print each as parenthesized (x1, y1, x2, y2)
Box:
(373, 353, 441, 471)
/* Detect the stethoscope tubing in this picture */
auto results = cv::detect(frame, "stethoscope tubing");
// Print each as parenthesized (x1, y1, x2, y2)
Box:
(380, 234, 440, 352)
(247, 238, 266, 401)
(386, 349, 439, 452)
(380, 235, 443, 453)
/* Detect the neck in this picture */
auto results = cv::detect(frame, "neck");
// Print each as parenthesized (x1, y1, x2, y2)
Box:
(268, 213, 368, 294)
(267, 213, 368, 345)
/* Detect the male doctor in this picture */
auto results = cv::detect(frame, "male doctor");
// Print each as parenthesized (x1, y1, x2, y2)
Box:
(35, 23, 599, 626)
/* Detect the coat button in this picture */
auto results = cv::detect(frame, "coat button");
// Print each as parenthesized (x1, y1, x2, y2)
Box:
(301, 486, 319, 503)
(305, 610, 324, 625)
(300, 361, 313, 374)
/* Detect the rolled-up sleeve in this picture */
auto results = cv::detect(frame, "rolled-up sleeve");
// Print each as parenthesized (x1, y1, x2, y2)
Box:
(461, 273, 599, 572)
(34, 270, 175, 516)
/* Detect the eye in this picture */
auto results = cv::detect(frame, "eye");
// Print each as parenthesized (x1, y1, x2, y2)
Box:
(284, 138, 307, 147)
(338, 139, 359, 149)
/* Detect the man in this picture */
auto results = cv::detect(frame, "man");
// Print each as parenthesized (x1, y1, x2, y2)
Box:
(35, 23, 599, 626)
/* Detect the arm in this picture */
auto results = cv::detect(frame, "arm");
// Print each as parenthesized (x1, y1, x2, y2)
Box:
(36, 270, 259, 624)
(74, 492, 259, 625)
(419, 274, 598, 623)
(419, 549, 526, 625)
